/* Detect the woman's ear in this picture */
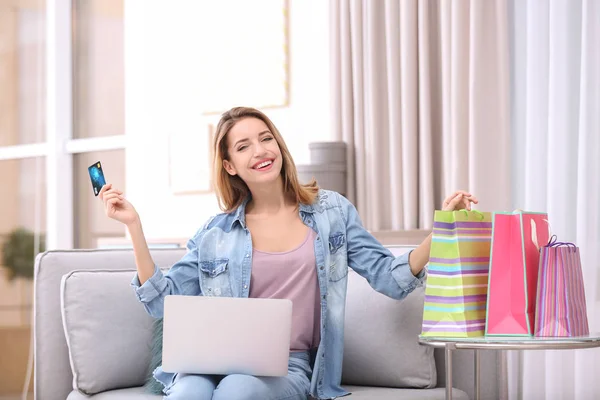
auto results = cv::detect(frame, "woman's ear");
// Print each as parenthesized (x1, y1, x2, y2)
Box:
(223, 160, 237, 176)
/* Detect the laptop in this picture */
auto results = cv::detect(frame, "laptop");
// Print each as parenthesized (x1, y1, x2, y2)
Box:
(162, 295, 293, 377)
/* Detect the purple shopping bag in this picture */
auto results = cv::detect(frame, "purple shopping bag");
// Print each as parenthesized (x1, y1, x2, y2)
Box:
(534, 236, 590, 337)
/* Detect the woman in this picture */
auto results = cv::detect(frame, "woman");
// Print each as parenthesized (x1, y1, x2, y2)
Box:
(99, 106, 477, 400)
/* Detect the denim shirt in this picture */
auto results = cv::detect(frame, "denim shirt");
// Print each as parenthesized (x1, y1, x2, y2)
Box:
(131, 190, 426, 399)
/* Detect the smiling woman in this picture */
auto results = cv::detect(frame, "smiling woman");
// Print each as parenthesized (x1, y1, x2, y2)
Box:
(99, 105, 476, 400)
(212, 107, 319, 213)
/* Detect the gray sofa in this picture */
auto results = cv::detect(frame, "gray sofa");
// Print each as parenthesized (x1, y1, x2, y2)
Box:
(34, 246, 501, 400)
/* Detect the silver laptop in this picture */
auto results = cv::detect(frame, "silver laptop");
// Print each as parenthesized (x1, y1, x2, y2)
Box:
(162, 295, 293, 377)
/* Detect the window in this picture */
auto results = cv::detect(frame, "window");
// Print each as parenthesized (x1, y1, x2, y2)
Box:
(72, 0, 124, 138)
(0, 157, 45, 327)
(0, 1, 46, 145)
(0, 0, 46, 330)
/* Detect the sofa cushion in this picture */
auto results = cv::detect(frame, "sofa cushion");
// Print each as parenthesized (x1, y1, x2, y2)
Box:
(60, 269, 156, 395)
(64, 385, 468, 400)
(342, 385, 468, 400)
(342, 269, 437, 388)
(67, 387, 162, 399)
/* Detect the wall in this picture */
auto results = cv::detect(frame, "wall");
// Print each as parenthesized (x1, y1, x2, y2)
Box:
(124, 0, 332, 241)
(0, 326, 33, 395)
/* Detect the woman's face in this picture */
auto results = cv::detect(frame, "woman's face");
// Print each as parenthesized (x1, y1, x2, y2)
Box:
(223, 117, 283, 187)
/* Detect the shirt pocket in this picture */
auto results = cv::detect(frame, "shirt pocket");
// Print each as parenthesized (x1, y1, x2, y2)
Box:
(328, 232, 348, 282)
(198, 258, 233, 297)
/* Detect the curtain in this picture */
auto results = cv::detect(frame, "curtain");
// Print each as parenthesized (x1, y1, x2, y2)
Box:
(331, 0, 600, 397)
(330, 0, 512, 231)
(508, 0, 600, 398)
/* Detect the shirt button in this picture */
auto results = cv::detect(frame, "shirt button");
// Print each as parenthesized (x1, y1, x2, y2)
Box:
(319, 266, 324, 270)
(245, 253, 250, 258)
(322, 295, 326, 299)
(244, 285, 248, 289)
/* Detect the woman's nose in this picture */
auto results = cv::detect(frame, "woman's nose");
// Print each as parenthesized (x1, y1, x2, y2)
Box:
(253, 142, 268, 157)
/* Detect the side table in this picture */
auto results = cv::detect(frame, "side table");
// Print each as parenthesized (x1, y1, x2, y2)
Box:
(419, 334, 600, 400)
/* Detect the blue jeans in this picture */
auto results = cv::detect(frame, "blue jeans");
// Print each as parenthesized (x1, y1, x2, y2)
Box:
(163, 351, 312, 400)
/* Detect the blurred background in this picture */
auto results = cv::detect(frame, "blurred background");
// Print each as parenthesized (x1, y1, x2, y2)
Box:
(1, 0, 330, 397)
(1, 0, 599, 399)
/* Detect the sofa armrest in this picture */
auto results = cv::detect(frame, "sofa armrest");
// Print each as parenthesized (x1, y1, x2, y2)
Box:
(33, 248, 186, 400)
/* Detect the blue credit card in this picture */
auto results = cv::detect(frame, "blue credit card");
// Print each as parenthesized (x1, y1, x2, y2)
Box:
(88, 161, 106, 196)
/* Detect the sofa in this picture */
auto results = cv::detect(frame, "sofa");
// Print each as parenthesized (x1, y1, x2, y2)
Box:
(34, 246, 502, 400)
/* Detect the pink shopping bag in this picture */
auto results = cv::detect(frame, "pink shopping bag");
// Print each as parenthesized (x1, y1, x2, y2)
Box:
(485, 211, 550, 336)
(534, 237, 589, 337)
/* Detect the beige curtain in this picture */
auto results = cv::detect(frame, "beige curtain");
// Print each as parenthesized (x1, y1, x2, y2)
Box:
(330, 0, 512, 231)
(507, 0, 600, 398)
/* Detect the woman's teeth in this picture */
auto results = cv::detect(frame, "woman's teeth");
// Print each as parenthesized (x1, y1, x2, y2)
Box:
(255, 161, 272, 169)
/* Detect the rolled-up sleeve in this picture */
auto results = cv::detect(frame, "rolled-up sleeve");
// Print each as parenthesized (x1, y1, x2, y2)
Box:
(131, 264, 168, 303)
(390, 250, 426, 292)
(340, 193, 425, 300)
(130, 232, 204, 318)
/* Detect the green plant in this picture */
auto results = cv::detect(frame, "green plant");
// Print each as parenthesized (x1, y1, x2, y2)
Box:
(1, 227, 45, 281)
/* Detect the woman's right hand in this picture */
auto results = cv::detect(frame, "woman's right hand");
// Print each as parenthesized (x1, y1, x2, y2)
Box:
(99, 183, 139, 226)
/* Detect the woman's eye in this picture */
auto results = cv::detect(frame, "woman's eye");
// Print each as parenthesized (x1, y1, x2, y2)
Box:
(237, 145, 247, 151)
(263, 137, 273, 142)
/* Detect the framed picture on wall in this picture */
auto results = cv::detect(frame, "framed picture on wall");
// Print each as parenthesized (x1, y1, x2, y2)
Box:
(201, 0, 289, 114)
(168, 124, 216, 195)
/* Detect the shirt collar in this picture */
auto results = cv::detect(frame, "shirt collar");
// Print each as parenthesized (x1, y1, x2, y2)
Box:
(230, 196, 250, 230)
(299, 202, 317, 214)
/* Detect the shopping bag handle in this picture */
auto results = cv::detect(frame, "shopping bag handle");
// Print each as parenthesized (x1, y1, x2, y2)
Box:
(546, 235, 577, 250)
(459, 209, 485, 220)
(531, 218, 553, 250)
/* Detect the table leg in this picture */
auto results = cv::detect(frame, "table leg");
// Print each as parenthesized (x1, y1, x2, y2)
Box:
(474, 349, 481, 400)
(445, 344, 453, 400)
(499, 350, 508, 400)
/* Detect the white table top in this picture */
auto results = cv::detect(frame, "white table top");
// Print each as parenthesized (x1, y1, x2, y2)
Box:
(418, 334, 600, 350)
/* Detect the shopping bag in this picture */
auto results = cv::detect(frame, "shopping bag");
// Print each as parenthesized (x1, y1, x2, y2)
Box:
(485, 211, 550, 336)
(421, 210, 492, 337)
(534, 237, 589, 337)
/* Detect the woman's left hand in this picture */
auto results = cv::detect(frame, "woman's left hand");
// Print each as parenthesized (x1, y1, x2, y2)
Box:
(442, 190, 478, 211)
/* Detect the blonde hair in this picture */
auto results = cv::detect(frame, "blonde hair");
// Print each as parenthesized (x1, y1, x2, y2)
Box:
(213, 107, 319, 212)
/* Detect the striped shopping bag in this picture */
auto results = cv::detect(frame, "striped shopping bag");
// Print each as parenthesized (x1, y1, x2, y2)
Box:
(534, 237, 589, 337)
(421, 210, 492, 337)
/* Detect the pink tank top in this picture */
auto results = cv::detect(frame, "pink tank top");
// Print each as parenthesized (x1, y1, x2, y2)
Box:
(249, 229, 321, 351)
